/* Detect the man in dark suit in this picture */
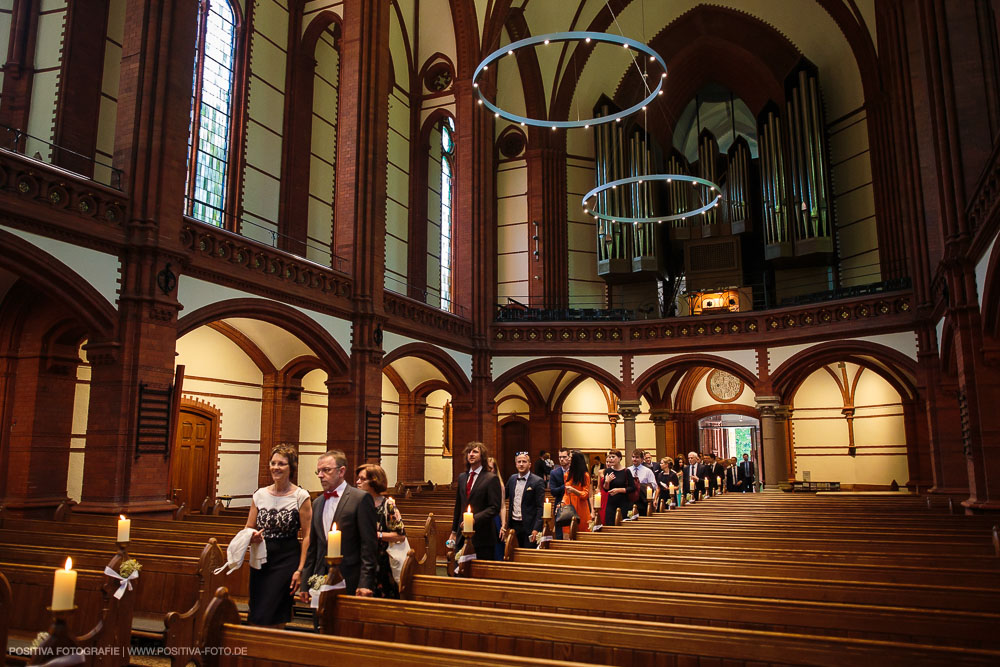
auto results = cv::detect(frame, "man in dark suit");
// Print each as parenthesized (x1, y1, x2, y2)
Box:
(709, 454, 725, 496)
(503, 452, 545, 548)
(682, 451, 709, 502)
(738, 453, 755, 492)
(298, 449, 377, 598)
(449, 441, 502, 560)
(725, 457, 740, 492)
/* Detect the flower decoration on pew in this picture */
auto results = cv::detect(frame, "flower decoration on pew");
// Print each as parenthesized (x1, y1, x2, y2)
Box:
(119, 558, 142, 578)
(473, 31, 667, 129)
(307, 574, 325, 592)
(104, 558, 142, 599)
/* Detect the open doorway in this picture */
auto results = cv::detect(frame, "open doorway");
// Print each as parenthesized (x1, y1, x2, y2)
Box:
(698, 413, 761, 470)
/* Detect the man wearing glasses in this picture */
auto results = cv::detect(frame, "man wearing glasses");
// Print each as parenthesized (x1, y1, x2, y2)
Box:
(298, 449, 377, 599)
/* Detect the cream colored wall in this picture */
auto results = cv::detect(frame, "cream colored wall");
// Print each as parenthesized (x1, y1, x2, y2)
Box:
(561, 377, 614, 450)
(567, 154, 603, 307)
(25, 0, 66, 160)
(791, 363, 908, 487)
(175, 326, 264, 506)
(92, 0, 124, 186)
(298, 368, 329, 493)
(384, 8, 411, 294)
(380, 373, 400, 486)
(829, 111, 879, 286)
(240, 0, 288, 246)
(67, 343, 91, 502)
(423, 388, 453, 483)
(307, 26, 339, 265)
(496, 158, 528, 304)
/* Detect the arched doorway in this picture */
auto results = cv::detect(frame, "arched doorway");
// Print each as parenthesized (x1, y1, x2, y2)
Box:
(499, 419, 528, 478)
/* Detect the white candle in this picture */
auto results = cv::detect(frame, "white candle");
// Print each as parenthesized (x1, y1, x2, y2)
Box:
(703, 478, 709, 490)
(717, 476, 722, 486)
(52, 557, 77, 611)
(688, 478, 694, 491)
(463, 506, 474, 533)
(593, 492, 602, 509)
(543, 500, 552, 519)
(327, 523, 341, 558)
(669, 483, 676, 495)
(645, 486, 653, 500)
(117, 515, 131, 542)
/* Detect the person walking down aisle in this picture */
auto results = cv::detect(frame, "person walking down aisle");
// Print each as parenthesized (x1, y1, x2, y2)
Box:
(601, 450, 635, 525)
(449, 442, 503, 560)
(561, 451, 591, 536)
(246, 444, 312, 627)
(355, 464, 406, 599)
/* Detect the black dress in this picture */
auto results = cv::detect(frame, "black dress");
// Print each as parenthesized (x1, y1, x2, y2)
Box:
(373, 498, 406, 599)
(248, 486, 309, 625)
(602, 467, 635, 524)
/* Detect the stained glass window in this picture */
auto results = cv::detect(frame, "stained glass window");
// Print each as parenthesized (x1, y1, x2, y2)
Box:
(186, 0, 237, 227)
(439, 117, 455, 312)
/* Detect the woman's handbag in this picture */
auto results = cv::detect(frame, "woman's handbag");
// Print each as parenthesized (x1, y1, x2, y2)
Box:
(386, 538, 410, 583)
(554, 503, 578, 527)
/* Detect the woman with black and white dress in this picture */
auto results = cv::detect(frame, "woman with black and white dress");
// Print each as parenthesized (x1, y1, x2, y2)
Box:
(246, 444, 312, 627)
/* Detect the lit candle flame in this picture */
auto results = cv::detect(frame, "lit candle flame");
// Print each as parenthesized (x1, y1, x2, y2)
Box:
(331, 522, 337, 532)
(119, 514, 126, 521)
(467, 505, 472, 513)
(64, 557, 72, 571)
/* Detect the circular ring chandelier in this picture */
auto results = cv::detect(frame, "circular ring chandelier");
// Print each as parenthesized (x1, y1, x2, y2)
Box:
(474, 31, 667, 129)
(582, 174, 723, 224)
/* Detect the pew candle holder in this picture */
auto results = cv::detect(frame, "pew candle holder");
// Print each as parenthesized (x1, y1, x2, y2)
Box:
(323, 554, 345, 589)
(31, 607, 80, 666)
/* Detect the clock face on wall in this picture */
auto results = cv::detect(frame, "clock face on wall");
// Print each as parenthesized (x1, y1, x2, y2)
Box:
(706, 369, 744, 403)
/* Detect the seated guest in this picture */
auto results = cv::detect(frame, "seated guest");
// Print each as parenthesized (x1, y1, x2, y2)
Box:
(355, 463, 405, 599)
(502, 452, 545, 548)
(449, 442, 503, 560)
(601, 450, 635, 524)
(628, 449, 657, 515)
(246, 444, 312, 627)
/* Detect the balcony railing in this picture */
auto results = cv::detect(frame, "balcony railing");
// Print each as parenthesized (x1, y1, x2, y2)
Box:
(0, 125, 123, 189)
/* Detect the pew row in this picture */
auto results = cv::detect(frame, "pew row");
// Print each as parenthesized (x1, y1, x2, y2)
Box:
(199, 589, 590, 667)
(312, 594, 1000, 666)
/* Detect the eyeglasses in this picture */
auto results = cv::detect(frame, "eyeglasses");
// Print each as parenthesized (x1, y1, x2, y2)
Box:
(315, 467, 339, 476)
(515, 451, 529, 457)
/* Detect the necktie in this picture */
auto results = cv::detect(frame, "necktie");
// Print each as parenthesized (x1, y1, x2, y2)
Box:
(323, 490, 339, 499)
(466, 471, 477, 496)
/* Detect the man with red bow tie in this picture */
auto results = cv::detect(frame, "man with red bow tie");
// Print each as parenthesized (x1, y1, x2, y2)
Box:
(298, 449, 376, 599)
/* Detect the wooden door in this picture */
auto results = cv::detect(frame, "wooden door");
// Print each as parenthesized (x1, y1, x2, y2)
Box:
(499, 420, 528, 478)
(169, 408, 217, 512)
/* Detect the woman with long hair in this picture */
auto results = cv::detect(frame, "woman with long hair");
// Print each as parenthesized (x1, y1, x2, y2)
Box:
(561, 451, 591, 535)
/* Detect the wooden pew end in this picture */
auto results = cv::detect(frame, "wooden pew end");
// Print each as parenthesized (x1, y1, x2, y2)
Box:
(200, 588, 239, 667)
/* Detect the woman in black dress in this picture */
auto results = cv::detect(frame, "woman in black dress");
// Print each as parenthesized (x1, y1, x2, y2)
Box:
(601, 449, 635, 525)
(355, 464, 406, 599)
(246, 444, 312, 627)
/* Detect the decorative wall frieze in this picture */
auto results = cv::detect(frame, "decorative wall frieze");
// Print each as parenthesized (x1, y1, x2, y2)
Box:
(180, 221, 353, 299)
(0, 151, 128, 250)
(383, 291, 474, 341)
(491, 292, 914, 353)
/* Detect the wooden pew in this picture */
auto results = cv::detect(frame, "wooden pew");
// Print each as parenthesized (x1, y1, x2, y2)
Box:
(199, 588, 590, 667)
(2, 549, 135, 667)
(163, 540, 225, 667)
(400, 572, 1000, 649)
(469, 560, 1000, 612)
(312, 594, 1000, 666)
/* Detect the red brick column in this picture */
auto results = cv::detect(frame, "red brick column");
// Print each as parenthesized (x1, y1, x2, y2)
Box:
(396, 393, 426, 482)
(525, 141, 568, 308)
(259, 374, 303, 486)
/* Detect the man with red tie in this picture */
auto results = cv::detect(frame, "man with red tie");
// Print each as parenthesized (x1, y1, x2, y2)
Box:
(298, 449, 377, 598)
(449, 441, 502, 560)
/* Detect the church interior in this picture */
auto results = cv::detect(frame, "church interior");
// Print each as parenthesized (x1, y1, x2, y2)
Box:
(1, 0, 1000, 662)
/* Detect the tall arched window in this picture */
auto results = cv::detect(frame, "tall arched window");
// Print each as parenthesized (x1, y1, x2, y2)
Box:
(438, 117, 455, 312)
(186, 0, 237, 227)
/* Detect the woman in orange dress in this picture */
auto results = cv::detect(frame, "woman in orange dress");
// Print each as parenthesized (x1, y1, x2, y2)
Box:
(562, 451, 591, 536)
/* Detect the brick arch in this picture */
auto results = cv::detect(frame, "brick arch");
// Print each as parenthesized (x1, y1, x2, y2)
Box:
(692, 404, 760, 420)
(281, 355, 327, 382)
(980, 238, 1000, 341)
(176, 298, 350, 377)
(770, 340, 918, 402)
(382, 342, 471, 398)
(634, 354, 758, 400)
(492, 357, 623, 398)
(0, 228, 117, 340)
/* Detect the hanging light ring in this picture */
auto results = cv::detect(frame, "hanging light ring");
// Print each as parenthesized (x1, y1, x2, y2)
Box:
(582, 174, 722, 224)
(474, 31, 667, 129)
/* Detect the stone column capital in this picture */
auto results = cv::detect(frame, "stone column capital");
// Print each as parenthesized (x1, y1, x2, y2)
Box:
(617, 399, 642, 420)
(648, 408, 673, 423)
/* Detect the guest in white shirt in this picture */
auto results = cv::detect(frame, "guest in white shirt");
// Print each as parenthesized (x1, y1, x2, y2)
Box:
(629, 449, 657, 516)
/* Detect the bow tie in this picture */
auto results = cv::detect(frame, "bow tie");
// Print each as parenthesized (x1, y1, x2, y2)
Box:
(518, 477, 527, 482)
(324, 490, 339, 499)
